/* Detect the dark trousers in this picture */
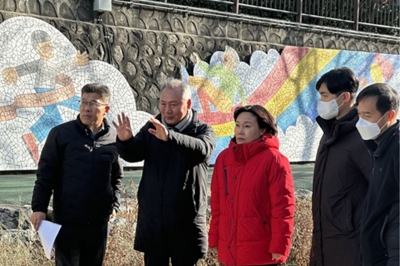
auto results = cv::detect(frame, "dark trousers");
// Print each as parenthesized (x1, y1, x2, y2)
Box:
(222, 265, 279, 266)
(222, 264, 279, 266)
(54, 223, 108, 266)
(144, 252, 199, 266)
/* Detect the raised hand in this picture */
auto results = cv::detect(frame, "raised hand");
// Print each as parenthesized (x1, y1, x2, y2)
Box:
(148, 117, 168, 142)
(75, 50, 89, 66)
(112, 112, 133, 141)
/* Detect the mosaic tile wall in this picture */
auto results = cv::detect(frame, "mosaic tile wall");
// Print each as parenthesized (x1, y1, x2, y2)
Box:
(182, 45, 400, 163)
(0, 17, 152, 170)
(0, 12, 399, 170)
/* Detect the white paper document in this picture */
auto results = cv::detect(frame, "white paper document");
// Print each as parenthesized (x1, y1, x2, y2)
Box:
(38, 220, 62, 259)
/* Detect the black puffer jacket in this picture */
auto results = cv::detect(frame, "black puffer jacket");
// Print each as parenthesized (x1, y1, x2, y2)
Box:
(32, 116, 123, 225)
(117, 110, 216, 259)
(361, 120, 399, 266)
(310, 108, 371, 266)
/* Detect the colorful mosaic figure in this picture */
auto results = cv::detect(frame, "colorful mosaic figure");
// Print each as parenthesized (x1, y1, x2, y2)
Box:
(2, 30, 88, 164)
(188, 46, 247, 114)
(183, 46, 400, 164)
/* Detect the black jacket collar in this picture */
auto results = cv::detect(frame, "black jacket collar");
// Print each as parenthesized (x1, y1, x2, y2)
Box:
(317, 107, 359, 143)
(364, 120, 399, 156)
(76, 115, 110, 140)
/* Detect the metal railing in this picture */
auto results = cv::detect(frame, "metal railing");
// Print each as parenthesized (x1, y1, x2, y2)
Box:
(146, 0, 400, 35)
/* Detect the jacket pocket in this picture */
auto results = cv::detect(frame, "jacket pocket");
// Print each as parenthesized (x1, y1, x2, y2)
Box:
(224, 166, 229, 196)
(380, 214, 389, 248)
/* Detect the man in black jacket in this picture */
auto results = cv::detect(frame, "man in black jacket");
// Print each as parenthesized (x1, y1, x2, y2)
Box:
(310, 68, 371, 266)
(356, 83, 399, 266)
(113, 79, 216, 266)
(30, 83, 123, 266)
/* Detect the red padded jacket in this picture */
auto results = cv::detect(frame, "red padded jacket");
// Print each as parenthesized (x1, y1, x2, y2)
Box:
(209, 134, 295, 265)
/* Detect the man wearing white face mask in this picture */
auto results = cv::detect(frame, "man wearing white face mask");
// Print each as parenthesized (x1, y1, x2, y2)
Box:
(310, 68, 371, 266)
(356, 83, 399, 266)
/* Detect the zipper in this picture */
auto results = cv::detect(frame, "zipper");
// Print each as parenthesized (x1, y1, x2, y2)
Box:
(372, 155, 377, 175)
(224, 166, 229, 195)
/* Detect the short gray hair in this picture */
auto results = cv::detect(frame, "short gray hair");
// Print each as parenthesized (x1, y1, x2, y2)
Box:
(161, 79, 191, 100)
(81, 83, 111, 103)
(31, 30, 51, 49)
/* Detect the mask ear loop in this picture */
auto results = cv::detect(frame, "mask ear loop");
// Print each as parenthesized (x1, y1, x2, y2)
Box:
(336, 93, 346, 109)
(376, 111, 389, 131)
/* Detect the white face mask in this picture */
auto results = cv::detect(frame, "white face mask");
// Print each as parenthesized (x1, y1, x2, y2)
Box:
(355, 113, 387, 140)
(317, 93, 344, 120)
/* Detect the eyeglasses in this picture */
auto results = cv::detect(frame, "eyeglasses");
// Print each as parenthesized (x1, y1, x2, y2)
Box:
(79, 100, 108, 108)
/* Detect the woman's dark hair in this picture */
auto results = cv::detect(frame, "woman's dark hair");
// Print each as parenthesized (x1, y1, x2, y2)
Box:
(233, 105, 278, 136)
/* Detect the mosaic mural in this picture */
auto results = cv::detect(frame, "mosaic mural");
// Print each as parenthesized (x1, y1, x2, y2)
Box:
(0, 17, 151, 170)
(0, 16, 399, 170)
(182, 45, 400, 163)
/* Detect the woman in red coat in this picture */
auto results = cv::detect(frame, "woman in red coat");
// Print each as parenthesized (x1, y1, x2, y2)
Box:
(209, 105, 295, 266)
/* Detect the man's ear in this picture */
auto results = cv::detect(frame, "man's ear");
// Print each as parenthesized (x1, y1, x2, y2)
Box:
(388, 109, 396, 122)
(187, 98, 192, 109)
(343, 92, 352, 102)
(105, 105, 111, 114)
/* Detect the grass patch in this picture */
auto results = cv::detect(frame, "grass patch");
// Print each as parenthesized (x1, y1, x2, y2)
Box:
(0, 181, 312, 265)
